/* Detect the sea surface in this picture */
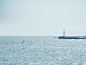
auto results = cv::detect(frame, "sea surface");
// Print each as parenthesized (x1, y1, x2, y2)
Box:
(0, 36, 86, 65)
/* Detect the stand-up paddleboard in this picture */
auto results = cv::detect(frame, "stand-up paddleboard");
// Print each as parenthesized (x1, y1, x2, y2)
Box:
(22, 40, 25, 44)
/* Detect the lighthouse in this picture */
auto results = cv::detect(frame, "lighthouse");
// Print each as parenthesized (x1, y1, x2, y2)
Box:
(63, 29, 65, 36)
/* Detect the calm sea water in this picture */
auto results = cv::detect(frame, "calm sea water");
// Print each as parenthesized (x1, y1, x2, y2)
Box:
(0, 36, 86, 65)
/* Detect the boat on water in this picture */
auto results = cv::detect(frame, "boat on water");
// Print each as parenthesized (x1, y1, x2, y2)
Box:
(58, 30, 86, 39)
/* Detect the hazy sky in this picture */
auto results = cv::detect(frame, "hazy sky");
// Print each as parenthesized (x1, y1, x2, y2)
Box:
(0, 0, 86, 36)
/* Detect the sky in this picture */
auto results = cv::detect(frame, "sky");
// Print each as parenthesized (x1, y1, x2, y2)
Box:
(0, 0, 86, 36)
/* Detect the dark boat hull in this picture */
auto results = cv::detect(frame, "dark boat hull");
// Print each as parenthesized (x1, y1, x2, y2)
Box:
(58, 36, 86, 39)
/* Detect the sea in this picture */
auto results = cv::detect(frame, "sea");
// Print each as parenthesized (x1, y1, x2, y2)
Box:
(0, 36, 86, 65)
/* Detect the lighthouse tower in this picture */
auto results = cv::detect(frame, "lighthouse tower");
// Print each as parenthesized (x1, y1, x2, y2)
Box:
(63, 30, 65, 36)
